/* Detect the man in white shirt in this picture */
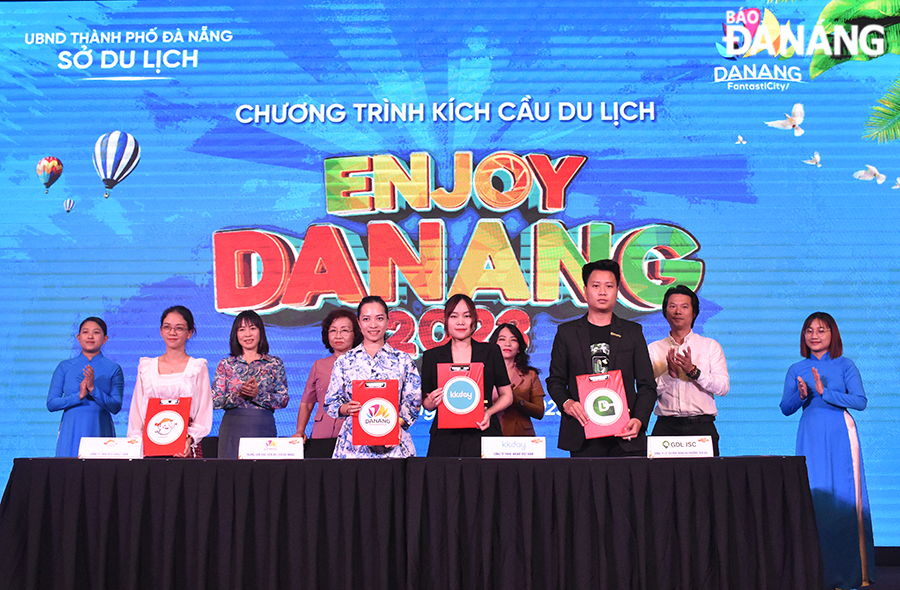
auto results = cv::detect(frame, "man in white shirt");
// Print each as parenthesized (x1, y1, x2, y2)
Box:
(648, 285, 729, 455)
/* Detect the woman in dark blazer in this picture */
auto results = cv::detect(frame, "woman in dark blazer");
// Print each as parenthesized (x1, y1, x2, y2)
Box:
(421, 294, 513, 457)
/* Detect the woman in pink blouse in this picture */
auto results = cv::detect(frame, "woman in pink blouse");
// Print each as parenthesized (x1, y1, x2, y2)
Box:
(127, 305, 212, 457)
(292, 309, 362, 458)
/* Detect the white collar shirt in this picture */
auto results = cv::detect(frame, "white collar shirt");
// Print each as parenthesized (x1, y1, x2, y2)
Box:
(648, 330, 730, 417)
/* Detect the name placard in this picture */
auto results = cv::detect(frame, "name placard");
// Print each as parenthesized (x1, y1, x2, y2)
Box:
(77, 437, 142, 459)
(481, 436, 546, 459)
(647, 435, 714, 458)
(238, 437, 305, 459)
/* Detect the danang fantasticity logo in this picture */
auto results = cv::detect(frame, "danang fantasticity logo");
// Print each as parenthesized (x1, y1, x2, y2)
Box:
(359, 398, 398, 437)
(584, 388, 623, 426)
(442, 377, 481, 415)
(148, 411, 185, 445)
(712, 7, 886, 91)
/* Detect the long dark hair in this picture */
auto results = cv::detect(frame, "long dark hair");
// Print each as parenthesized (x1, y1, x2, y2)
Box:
(800, 312, 843, 359)
(229, 310, 269, 356)
(489, 323, 539, 375)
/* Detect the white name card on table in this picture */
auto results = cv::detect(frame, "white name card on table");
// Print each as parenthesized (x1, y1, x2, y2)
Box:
(647, 435, 714, 458)
(481, 436, 546, 459)
(77, 437, 142, 459)
(238, 437, 304, 459)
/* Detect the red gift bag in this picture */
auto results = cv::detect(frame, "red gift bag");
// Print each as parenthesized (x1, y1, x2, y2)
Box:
(352, 380, 400, 446)
(437, 363, 484, 429)
(576, 370, 631, 439)
(143, 397, 192, 456)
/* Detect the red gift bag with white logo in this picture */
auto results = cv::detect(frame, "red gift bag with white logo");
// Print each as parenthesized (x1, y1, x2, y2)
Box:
(352, 380, 400, 446)
(143, 397, 192, 456)
(576, 370, 630, 439)
(437, 363, 485, 429)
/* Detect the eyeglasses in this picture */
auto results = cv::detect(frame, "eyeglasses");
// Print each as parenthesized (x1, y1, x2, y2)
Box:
(162, 325, 188, 334)
(804, 328, 830, 336)
(328, 328, 353, 336)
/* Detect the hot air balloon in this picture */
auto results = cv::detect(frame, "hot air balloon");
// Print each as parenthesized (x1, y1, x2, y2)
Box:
(63, 199, 75, 213)
(36, 156, 63, 194)
(93, 130, 140, 197)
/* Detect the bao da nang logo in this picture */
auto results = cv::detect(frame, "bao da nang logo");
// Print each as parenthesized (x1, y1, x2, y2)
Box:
(359, 398, 398, 437)
(717, 7, 884, 60)
(584, 388, 623, 426)
(712, 6, 885, 90)
(442, 377, 481, 415)
(148, 411, 186, 445)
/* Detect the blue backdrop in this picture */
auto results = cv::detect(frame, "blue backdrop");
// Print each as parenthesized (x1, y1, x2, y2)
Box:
(2, 0, 898, 545)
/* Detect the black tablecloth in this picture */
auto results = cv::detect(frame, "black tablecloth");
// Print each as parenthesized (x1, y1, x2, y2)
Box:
(0, 457, 823, 590)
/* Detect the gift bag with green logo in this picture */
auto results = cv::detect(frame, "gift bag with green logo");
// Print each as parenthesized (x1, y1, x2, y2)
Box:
(577, 370, 630, 438)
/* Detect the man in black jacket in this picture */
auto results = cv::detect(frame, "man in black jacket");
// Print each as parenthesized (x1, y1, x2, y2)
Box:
(546, 259, 657, 456)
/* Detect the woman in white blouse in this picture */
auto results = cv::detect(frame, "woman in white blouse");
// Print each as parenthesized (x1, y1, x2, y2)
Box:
(127, 305, 213, 457)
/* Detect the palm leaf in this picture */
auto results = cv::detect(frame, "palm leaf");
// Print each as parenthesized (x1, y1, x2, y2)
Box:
(810, 0, 900, 79)
(863, 78, 900, 141)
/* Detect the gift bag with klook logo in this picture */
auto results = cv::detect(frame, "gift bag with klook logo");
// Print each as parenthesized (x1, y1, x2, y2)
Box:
(437, 363, 485, 428)
(576, 370, 631, 439)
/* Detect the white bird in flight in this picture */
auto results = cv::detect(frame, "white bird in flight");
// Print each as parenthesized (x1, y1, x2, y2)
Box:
(853, 165, 886, 184)
(735, 135, 747, 144)
(765, 103, 805, 136)
(803, 152, 821, 167)
(892, 178, 900, 189)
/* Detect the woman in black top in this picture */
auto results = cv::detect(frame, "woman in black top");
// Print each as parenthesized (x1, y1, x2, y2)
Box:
(421, 294, 513, 457)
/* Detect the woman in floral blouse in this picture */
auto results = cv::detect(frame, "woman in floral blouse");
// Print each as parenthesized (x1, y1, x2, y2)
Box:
(213, 310, 289, 458)
(324, 296, 421, 458)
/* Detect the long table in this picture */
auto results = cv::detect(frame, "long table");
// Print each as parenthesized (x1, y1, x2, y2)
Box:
(0, 457, 823, 590)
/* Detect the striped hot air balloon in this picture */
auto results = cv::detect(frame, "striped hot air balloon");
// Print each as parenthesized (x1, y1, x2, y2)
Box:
(36, 156, 63, 193)
(93, 131, 140, 197)
(63, 198, 75, 213)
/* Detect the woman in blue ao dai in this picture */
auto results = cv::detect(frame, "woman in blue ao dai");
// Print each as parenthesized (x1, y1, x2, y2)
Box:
(781, 312, 875, 589)
(47, 317, 124, 457)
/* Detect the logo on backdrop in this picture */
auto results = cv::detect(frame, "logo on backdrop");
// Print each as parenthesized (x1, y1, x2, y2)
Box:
(584, 388, 623, 426)
(712, 6, 886, 91)
(211, 151, 707, 357)
(442, 377, 481, 415)
(359, 398, 398, 436)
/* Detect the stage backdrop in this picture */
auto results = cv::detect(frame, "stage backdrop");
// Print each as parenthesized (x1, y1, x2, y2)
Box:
(2, 0, 898, 544)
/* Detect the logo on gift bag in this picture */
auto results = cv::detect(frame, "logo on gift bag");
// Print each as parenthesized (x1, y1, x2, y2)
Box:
(443, 376, 481, 415)
(359, 397, 398, 436)
(584, 388, 624, 426)
(148, 410, 186, 445)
